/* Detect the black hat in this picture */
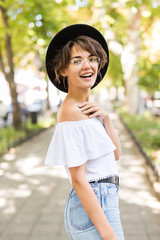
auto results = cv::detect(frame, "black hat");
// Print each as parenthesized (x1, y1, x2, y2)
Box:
(45, 24, 109, 92)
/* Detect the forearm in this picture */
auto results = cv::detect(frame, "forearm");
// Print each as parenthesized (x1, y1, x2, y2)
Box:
(72, 178, 115, 239)
(103, 116, 121, 160)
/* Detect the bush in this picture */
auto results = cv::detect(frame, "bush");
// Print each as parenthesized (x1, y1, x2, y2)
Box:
(115, 104, 160, 168)
(0, 113, 56, 156)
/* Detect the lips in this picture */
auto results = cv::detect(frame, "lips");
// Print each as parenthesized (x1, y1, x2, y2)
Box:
(80, 73, 93, 78)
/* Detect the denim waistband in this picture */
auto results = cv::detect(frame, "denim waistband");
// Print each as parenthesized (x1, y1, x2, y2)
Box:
(89, 175, 119, 186)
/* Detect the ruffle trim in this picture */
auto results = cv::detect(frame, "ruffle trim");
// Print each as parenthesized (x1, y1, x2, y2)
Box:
(88, 173, 119, 183)
(45, 117, 116, 168)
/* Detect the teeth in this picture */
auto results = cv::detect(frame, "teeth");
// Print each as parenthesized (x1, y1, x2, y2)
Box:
(81, 73, 93, 78)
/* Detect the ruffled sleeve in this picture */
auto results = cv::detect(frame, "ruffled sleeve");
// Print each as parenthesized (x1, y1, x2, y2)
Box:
(45, 117, 116, 168)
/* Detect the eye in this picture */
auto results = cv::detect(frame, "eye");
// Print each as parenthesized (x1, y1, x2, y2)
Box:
(89, 56, 100, 64)
(72, 59, 82, 64)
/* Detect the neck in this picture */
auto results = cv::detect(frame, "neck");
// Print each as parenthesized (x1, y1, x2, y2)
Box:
(67, 87, 90, 103)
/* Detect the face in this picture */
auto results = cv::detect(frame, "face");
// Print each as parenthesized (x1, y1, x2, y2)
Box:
(62, 46, 99, 91)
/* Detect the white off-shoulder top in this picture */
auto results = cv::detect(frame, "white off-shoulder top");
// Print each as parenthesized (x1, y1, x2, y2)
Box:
(45, 117, 118, 183)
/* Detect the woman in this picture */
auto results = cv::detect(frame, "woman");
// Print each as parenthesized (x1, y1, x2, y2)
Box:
(45, 24, 125, 240)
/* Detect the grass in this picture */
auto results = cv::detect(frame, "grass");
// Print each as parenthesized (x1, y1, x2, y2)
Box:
(0, 112, 57, 156)
(114, 103, 160, 170)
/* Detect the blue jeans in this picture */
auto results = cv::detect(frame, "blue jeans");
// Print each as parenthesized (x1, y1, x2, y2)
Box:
(64, 183, 125, 240)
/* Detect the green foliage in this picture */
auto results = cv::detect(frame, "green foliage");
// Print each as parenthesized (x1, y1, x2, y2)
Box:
(0, 113, 56, 156)
(0, 126, 25, 153)
(116, 104, 160, 167)
(0, 0, 74, 66)
(107, 52, 124, 88)
(103, 1, 128, 45)
(138, 58, 160, 93)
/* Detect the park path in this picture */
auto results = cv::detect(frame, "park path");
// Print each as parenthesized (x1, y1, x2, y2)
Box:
(0, 101, 160, 240)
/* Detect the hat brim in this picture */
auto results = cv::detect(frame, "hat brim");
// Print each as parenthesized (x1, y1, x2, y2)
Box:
(46, 24, 109, 93)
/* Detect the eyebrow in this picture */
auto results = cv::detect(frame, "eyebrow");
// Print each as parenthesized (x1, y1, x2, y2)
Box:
(71, 54, 93, 60)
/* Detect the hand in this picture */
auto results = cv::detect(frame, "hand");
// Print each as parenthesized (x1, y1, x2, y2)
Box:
(78, 102, 110, 121)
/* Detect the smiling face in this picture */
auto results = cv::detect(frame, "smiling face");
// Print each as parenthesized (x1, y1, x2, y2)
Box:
(62, 46, 99, 91)
(51, 36, 107, 92)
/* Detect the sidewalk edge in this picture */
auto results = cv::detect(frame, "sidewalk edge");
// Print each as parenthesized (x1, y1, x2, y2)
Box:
(0, 125, 54, 159)
(118, 114, 160, 200)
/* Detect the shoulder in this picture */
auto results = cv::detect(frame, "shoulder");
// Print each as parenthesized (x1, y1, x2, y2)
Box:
(57, 100, 88, 123)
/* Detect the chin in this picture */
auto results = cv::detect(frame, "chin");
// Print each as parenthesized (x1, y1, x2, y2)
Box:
(82, 83, 94, 89)
(84, 80, 96, 88)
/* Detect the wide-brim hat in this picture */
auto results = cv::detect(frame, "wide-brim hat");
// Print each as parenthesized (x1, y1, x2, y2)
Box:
(45, 24, 109, 93)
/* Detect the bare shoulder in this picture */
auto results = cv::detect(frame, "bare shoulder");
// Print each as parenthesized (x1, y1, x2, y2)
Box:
(57, 100, 88, 123)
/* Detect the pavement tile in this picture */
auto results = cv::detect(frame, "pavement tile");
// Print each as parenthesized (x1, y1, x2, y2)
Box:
(124, 236, 148, 240)
(0, 213, 14, 224)
(1, 235, 28, 240)
(13, 213, 38, 224)
(0, 224, 6, 235)
(19, 205, 43, 214)
(30, 223, 60, 236)
(149, 236, 160, 240)
(145, 223, 160, 235)
(2, 222, 33, 235)
(38, 212, 62, 224)
(56, 234, 70, 240)
(120, 214, 142, 224)
(28, 234, 69, 240)
(122, 223, 146, 236)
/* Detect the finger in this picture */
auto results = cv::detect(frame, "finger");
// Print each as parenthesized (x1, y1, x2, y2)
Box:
(79, 103, 98, 111)
(79, 105, 93, 112)
(89, 111, 100, 118)
(82, 106, 99, 115)
(78, 102, 97, 109)
(80, 105, 94, 112)
(78, 102, 89, 108)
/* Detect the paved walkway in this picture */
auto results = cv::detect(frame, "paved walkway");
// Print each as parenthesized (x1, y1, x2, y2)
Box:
(0, 103, 160, 240)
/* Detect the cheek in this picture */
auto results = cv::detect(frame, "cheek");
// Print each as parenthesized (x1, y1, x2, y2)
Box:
(93, 66, 99, 75)
(68, 68, 81, 79)
(67, 65, 78, 75)
(68, 71, 78, 78)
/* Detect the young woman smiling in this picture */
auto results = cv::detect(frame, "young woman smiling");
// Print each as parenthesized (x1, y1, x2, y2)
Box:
(45, 24, 125, 240)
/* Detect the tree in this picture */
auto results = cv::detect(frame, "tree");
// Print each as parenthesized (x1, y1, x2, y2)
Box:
(0, 0, 21, 129)
(0, 0, 74, 129)
(82, 0, 160, 114)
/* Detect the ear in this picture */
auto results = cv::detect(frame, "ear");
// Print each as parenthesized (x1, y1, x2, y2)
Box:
(60, 69, 68, 77)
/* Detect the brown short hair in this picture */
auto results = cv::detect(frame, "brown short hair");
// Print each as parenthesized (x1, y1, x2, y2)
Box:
(50, 36, 108, 83)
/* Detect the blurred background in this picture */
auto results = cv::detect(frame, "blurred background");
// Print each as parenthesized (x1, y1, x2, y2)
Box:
(0, 0, 160, 178)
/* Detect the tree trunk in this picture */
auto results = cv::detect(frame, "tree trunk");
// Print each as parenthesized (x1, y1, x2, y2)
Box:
(7, 73, 22, 129)
(46, 80, 50, 110)
(121, 9, 141, 114)
(0, 2, 22, 130)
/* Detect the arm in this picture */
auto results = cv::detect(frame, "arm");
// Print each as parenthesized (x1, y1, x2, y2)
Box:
(69, 164, 119, 240)
(78, 102, 121, 160)
(103, 116, 121, 161)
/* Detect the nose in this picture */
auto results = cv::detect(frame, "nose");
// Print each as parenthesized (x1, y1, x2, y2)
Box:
(82, 59, 91, 69)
